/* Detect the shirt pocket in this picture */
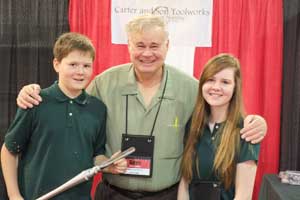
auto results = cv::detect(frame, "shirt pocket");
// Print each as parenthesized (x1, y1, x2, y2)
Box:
(155, 102, 186, 159)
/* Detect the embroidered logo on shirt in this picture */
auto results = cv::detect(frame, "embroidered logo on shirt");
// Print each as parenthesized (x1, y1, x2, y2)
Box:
(173, 117, 179, 128)
(168, 116, 181, 130)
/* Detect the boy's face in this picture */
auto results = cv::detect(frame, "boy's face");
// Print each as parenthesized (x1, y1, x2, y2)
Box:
(53, 50, 93, 98)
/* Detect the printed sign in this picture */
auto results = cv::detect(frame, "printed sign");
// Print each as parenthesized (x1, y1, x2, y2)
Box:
(111, 0, 213, 47)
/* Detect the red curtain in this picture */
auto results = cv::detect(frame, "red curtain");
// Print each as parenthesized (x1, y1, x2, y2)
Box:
(69, 0, 282, 199)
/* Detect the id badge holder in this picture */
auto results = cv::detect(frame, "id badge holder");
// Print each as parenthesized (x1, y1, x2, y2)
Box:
(121, 134, 154, 177)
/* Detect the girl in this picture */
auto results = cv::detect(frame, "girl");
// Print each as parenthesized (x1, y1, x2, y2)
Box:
(178, 53, 260, 200)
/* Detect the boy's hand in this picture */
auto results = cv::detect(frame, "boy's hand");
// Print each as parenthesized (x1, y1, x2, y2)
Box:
(106, 151, 127, 174)
(17, 84, 42, 109)
(240, 115, 267, 144)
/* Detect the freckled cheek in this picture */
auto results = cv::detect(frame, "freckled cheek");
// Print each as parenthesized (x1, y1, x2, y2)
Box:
(86, 71, 93, 78)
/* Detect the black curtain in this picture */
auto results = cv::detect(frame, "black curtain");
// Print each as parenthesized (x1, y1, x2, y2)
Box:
(0, 0, 69, 199)
(280, 0, 300, 170)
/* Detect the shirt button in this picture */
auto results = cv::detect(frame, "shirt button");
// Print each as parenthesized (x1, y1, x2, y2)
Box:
(70, 100, 73, 104)
(212, 136, 215, 140)
(69, 113, 73, 116)
(215, 125, 219, 129)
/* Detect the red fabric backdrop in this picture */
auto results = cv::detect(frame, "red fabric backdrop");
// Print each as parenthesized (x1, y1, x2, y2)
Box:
(69, 0, 282, 199)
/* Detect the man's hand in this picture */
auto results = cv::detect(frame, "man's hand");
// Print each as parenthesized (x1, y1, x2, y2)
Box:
(95, 152, 127, 174)
(17, 84, 42, 109)
(240, 115, 267, 144)
(104, 151, 127, 174)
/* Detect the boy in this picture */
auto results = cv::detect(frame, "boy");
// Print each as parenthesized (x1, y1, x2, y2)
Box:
(1, 32, 126, 200)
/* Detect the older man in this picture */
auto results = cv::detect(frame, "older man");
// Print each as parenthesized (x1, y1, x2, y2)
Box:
(17, 15, 266, 200)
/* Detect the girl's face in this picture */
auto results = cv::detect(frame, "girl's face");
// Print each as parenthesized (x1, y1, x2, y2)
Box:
(202, 68, 235, 110)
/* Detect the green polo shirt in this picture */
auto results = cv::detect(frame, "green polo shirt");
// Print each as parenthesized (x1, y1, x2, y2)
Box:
(87, 63, 198, 191)
(4, 82, 106, 200)
(191, 120, 260, 200)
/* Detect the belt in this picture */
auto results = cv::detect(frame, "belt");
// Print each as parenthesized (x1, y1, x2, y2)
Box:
(103, 179, 178, 199)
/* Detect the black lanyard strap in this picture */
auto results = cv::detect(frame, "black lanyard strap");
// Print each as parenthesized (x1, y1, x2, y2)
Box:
(124, 70, 168, 136)
(125, 94, 129, 135)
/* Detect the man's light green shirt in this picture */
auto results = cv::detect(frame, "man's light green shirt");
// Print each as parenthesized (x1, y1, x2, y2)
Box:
(87, 63, 198, 191)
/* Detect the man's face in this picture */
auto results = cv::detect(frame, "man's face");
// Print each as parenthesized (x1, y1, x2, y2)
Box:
(128, 27, 169, 78)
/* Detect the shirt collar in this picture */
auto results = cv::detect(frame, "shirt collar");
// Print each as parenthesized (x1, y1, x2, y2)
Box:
(121, 64, 175, 100)
(121, 64, 138, 95)
(48, 81, 89, 105)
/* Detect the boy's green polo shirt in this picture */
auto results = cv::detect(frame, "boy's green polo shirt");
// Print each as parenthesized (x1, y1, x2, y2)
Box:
(191, 121, 260, 200)
(87, 63, 198, 191)
(4, 82, 106, 200)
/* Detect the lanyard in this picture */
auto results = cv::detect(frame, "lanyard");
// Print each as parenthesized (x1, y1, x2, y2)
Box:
(124, 70, 168, 137)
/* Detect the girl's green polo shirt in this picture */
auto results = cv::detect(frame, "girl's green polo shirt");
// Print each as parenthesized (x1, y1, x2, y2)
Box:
(191, 121, 260, 200)
(4, 82, 106, 200)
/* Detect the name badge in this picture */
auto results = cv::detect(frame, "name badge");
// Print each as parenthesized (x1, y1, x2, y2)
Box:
(121, 134, 154, 177)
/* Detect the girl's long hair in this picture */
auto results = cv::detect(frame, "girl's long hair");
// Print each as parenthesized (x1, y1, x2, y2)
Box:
(181, 53, 245, 189)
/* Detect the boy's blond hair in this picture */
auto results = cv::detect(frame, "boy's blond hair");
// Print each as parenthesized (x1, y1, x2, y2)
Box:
(53, 32, 95, 61)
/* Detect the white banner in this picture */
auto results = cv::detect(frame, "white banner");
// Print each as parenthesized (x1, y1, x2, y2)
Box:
(111, 0, 213, 47)
(165, 46, 195, 76)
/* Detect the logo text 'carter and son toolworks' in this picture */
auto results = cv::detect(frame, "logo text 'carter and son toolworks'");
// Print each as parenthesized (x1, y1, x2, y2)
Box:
(114, 6, 210, 23)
